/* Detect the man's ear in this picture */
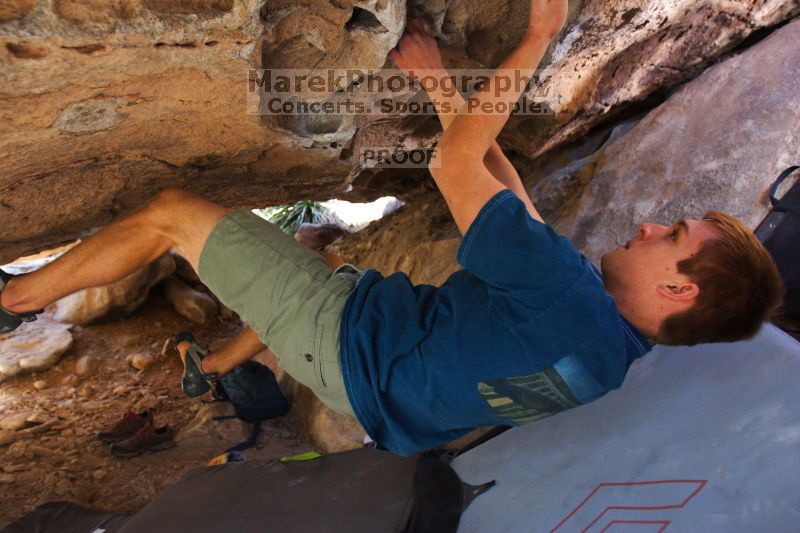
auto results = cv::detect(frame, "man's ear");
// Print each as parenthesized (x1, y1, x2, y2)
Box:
(657, 282, 700, 302)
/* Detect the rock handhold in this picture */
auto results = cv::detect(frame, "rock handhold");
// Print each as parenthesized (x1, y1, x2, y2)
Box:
(52, 98, 125, 134)
(0, 316, 73, 383)
(163, 277, 219, 324)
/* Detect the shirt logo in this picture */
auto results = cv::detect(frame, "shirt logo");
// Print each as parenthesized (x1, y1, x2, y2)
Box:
(478, 368, 580, 425)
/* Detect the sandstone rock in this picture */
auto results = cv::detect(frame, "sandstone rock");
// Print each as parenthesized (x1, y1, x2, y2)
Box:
(128, 353, 154, 371)
(163, 277, 218, 324)
(54, 0, 139, 26)
(25, 412, 50, 425)
(78, 383, 94, 399)
(0, 0, 36, 21)
(0, 412, 33, 431)
(33, 380, 48, 390)
(4, 41, 49, 59)
(3, 1, 797, 264)
(0, 317, 73, 382)
(48, 254, 176, 326)
(75, 355, 98, 377)
(294, 223, 350, 251)
(52, 98, 125, 134)
(144, 0, 233, 15)
(29, 445, 55, 457)
(551, 19, 800, 264)
(6, 441, 31, 460)
(0, 430, 15, 447)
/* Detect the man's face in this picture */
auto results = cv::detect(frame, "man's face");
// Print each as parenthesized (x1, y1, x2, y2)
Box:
(600, 219, 721, 298)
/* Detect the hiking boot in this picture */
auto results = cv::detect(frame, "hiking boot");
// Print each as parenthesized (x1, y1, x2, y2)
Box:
(174, 331, 218, 398)
(109, 423, 174, 458)
(0, 270, 39, 334)
(97, 410, 154, 444)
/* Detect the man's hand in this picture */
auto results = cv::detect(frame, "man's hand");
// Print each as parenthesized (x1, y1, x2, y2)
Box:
(389, 18, 444, 77)
(390, 17, 546, 230)
(527, 0, 569, 42)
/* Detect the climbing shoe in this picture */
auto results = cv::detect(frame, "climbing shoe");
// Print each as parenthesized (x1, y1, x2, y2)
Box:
(0, 269, 38, 334)
(97, 410, 154, 444)
(109, 423, 174, 458)
(174, 331, 218, 398)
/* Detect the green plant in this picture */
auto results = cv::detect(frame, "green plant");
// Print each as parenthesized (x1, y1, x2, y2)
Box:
(258, 200, 338, 234)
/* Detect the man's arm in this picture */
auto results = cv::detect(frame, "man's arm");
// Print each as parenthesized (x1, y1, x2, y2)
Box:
(390, 19, 539, 222)
(395, 1, 567, 235)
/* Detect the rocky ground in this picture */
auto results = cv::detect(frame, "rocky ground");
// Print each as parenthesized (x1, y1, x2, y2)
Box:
(0, 289, 310, 527)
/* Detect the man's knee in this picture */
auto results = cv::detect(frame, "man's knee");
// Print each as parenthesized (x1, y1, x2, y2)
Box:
(148, 188, 199, 214)
(144, 188, 229, 267)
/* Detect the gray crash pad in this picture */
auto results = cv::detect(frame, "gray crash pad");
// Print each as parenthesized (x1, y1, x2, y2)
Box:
(453, 324, 800, 532)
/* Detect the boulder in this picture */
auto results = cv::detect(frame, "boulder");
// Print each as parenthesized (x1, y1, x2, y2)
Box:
(2, 0, 798, 263)
(127, 353, 155, 371)
(74, 355, 98, 377)
(550, 18, 800, 264)
(47, 254, 176, 326)
(0, 316, 73, 383)
(163, 277, 219, 324)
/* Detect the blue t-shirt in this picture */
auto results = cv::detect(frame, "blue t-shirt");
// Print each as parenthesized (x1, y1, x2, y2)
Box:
(339, 189, 652, 456)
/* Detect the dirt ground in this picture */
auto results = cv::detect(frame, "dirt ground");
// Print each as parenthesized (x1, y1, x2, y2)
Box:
(0, 289, 310, 527)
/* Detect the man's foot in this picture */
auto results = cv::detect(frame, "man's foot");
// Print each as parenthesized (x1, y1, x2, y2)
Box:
(0, 270, 39, 334)
(174, 331, 217, 398)
(97, 410, 154, 444)
(109, 423, 174, 458)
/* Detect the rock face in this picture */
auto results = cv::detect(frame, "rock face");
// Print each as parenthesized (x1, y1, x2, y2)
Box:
(0, 315, 73, 382)
(339, 19, 800, 278)
(1, 0, 798, 263)
(551, 18, 800, 264)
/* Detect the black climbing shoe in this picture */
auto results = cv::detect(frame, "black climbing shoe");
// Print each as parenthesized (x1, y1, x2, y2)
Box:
(0, 269, 38, 334)
(174, 331, 218, 398)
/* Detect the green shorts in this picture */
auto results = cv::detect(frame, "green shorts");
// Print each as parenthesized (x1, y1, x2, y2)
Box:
(197, 209, 362, 418)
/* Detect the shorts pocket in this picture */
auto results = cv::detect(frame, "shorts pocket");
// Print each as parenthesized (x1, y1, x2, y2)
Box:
(313, 321, 327, 389)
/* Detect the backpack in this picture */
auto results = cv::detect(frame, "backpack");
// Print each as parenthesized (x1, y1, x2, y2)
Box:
(212, 360, 289, 423)
(755, 166, 800, 324)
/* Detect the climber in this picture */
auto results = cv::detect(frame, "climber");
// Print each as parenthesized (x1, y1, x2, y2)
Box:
(0, 0, 783, 456)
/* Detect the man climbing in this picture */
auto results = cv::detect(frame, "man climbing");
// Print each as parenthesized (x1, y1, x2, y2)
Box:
(0, 0, 783, 456)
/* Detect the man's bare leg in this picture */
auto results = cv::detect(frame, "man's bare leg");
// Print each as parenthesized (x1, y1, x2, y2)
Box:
(1, 189, 228, 315)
